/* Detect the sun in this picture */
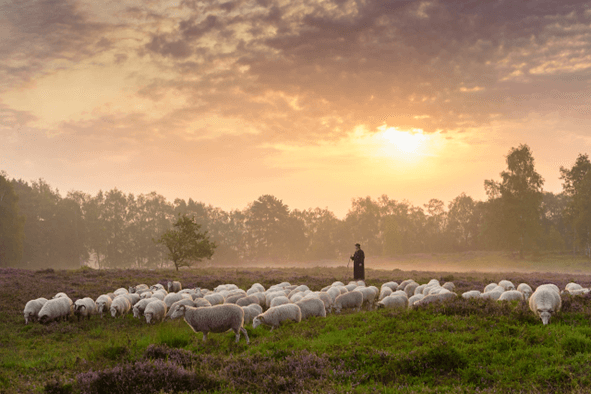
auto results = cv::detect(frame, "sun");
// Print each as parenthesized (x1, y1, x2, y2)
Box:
(381, 127, 427, 154)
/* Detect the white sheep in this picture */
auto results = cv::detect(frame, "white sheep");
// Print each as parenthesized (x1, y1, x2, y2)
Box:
(23, 298, 48, 324)
(408, 294, 424, 307)
(166, 299, 198, 320)
(242, 304, 263, 325)
(164, 292, 192, 308)
(236, 295, 260, 307)
(498, 290, 524, 302)
(145, 300, 167, 324)
(113, 288, 129, 296)
(481, 286, 504, 300)
(326, 287, 342, 303)
(204, 293, 225, 306)
(150, 284, 165, 292)
(379, 287, 393, 300)
(74, 297, 96, 321)
(414, 284, 427, 295)
(295, 298, 326, 320)
(404, 282, 420, 298)
(498, 280, 515, 291)
(381, 281, 399, 292)
(133, 298, 160, 318)
(122, 293, 140, 306)
(461, 290, 481, 299)
(354, 287, 377, 310)
(442, 282, 456, 292)
(517, 283, 533, 300)
(95, 295, 112, 318)
(167, 281, 182, 293)
(270, 296, 291, 308)
(334, 291, 364, 313)
(253, 304, 302, 330)
(413, 291, 457, 307)
(529, 285, 562, 325)
(52, 292, 69, 299)
(171, 304, 249, 344)
(484, 283, 498, 293)
(194, 298, 212, 308)
(331, 281, 345, 287)
(38, 297, 72, 324)
(129, 284, 149, 294)
(110, 296, 132, 318)
(377, 294, 408, 309)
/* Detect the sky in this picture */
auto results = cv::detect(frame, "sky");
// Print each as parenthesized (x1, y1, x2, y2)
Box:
(1, 0, 591, 218)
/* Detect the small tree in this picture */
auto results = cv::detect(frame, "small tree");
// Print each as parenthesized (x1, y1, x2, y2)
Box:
(155, 214, 216, 271)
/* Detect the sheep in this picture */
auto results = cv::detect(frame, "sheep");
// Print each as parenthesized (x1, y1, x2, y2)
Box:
(354, 287, 377, 310)
(413, 291, 457, 307)
(164, 293, 192, 308)
(38, 297, 72, 324)
(529, 285, 562, 325)
(290, 293, 305, 303)
(74, 297, 96, 321)
(404, 282, 420, 298)
(265, 291, 288, 308)
(151, 284, 165, 292)
(379, 287, 393, 300)
(517, 283, 533, 300)
(166, 299, 198, 320)
(194, 298, 212, 308)
(377, 294, 409, 309)
(498, 290, 524, 302)
(203, 293, 224, 306)
(129, 284, 149, 294)
(326, 287, 342, 303)
(253, 304, 302, 330)
(167, 281, 182, 293)
(170, 304, 249, 344)
(23, 298, 48, 324)
(462, 290, 481, 299)
(295, 298, 326, 320)
(356, 280, 366, 287)
(94, 295, 112, 318)
(408, 294, 424, 307)
(113, 288, 129, 296)
(442, 282, 456, 292)
(331, 281, 345, 287)
(151, 290, 167, 301)
(122, 293, 140, 306)
(414, 284, 427, 295)
(333, 291, 364, 313)
(110, 296, 132, 318)
(498, 280, 515, 291)
(381, 281, 399, 292)
(225, 294, 246, 304)
(242, 304, 263, 325)
(133, 298, 160, 318)
(53, 292, 69, 299)
(236, 295, 261, 307)
(481, 286, 505, 301)
(345, 283, 358, 292)
(144, 300, 167, 324)
(484, 283, 498, 293)
(269, 296, 291, 308)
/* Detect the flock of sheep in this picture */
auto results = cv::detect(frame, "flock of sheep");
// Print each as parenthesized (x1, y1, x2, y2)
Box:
(22, 277, 584, 344)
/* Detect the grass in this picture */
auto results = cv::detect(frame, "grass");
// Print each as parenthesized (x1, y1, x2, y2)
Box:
(4, 255, 591, 393)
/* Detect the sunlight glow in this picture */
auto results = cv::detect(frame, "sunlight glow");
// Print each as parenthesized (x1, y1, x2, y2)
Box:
(380, 126, 427, 154)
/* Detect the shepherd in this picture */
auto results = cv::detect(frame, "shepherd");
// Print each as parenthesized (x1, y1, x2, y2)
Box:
(350, 243, 365, 281)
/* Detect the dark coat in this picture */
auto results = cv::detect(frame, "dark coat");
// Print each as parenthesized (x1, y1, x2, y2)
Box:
(350, 249, 365, 280)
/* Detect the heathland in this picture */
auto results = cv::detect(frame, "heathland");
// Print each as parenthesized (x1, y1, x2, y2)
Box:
(4, 256, 591, 393)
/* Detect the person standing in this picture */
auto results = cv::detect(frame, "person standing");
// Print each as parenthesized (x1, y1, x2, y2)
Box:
(350, 243, 365, 280)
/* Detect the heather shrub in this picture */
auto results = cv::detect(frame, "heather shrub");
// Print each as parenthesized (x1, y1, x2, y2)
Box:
(44, 378, 74, 394)
(76, 359, 219, 394)
(561, 333, 591, 357)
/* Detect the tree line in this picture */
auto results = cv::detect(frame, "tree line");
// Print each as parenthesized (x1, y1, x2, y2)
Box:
(2, 144, 591, 269)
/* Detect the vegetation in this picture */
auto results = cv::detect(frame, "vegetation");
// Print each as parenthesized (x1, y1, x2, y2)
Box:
(155, 214, 216, 271)
(4, 265, 591, 393)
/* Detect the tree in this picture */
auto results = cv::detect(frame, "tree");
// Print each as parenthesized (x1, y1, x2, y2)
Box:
(0, 172, 25, 266)
(560, 154, 591, 256)
(155, 213, 216, 271)
(484, 144, 544, 257)
(446, 193, 477, 251)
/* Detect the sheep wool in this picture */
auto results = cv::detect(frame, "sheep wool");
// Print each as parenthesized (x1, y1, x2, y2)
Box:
(168, 281, 182, 293)
(133, 298, 160, 318)
(171, 304, 249, 344)
(377, 294, 409, 309)
(270, 296, 291, 308)
(74, 297, 96, 321)
(38, 297, 72, 324)
(164, 293, 192, 308)
(242, 304, 263, 325)
(295, 298, 326, 320)
(483, 283, 498, 293)
(529, 286, 561, 325)
(354, 287, 377, 310)
(110, 296, 132, 318)
(253, 304, 302, 330)
(145, 300, 167, 324)
(24, 298, 48, 324)
(498, 290, 524, 302)
(461, 290, 481, 299)
(408, 294, 424, 307)
(204, 293, 225, 306)
(517, 283, 533, 300)
(166, 299, 197, 319)
(498, 280, 516, 291)
(334, 291, 364, 313)
(95, 295, 112, 318)
(236, 295, 260, 307)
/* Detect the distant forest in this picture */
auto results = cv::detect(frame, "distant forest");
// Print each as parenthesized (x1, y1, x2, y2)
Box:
(2, 144, 591, 269)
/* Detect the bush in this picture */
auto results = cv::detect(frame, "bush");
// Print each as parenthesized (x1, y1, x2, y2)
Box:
(562, 334, 591, 357)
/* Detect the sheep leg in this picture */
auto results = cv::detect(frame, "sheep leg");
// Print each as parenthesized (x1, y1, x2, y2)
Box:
(240, 327, 250, 344)
(202, 332, 208, 342)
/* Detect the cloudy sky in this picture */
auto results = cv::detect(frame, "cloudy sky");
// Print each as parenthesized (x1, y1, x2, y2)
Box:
(2, 0, 591, 217)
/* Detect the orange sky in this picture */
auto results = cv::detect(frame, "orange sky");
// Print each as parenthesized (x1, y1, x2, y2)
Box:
(1, 0, 591, 217)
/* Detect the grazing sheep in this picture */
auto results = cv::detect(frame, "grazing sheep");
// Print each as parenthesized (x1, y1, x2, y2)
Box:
(204, 293, 225, 306)
(225, 294, 246, 304)
(498, 280, 516, 291)
(442, 282, 456, 292)
(377, 294, 409, 309)
(265, 291, 288, 308)
(414, 284, 427, 295)
(168, 281, 182, 293)
(24, 298, 48, 324)
(462, 290, 481, 299)
(253, 304, 302, 330)
(529, 285, 562, 325)
(166, 299, 197, 319)
(481, 286, 505, 301)
(381, 282, 399, 292)
(326, 287, 342, 303)
(164, 293, 192, 308)
(404, 282, 420, 298)
(144, 300, 167, 324)
(354, 287, 378, 310)
(408, 294, 424, 307)
(517, 283, 533, 300)
(95, 295, 112, 318)
(242, 304, 263, 325)
(133, 298, 160, 318)
(113, 288, 129, 296)
(194, 298, 212, 308)
(170, 304, 249, 344)
(270, 296, 291, 308)
(498, 290, 524, 302)
(129, 284, 149, 294)
(122, 293, 140, 306)
(334, 291, 364, 313)
(74, 298, 96, 321)
(295, 298, 326, 320)
(151, 284, 165, 292)
(331, 281, 345, 287)
(379, 287, 393, 300)
(236, 295, 260, 307)
(345, 283, 358, 292)
(484, 283, 498, 293)
(38, 297, 72, 324)
(413, 291, 457, 307)
(53, 292, 69, 299)
(110, 296, 132, 318)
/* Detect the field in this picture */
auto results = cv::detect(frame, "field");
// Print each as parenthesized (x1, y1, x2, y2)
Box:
(4, 255, 591, 393)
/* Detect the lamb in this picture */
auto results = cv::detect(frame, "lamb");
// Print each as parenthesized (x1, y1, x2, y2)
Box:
(38, 297, 72, 324)
(110, 296, 132, 318)
(144, 300, 167, 324)
(168, 281, 182, 293)
(270, 296, 291, 308)
(253, 304, 302, 330)
(529, 285, 562, 325)
(517, 283, 533, 300)
(74, 297, 96, 321)
(462, 290, 481, 299)
(23, 298, 48, 324)
(133, 298, 160, 318)
(95, 295, 112, 318)
(242, 304, 263, 325)
(295, 298, 326, 320)
(334, 291, 364, 313)
(377, 294, 409, 309)
(498, 290, 524, 302)
(170, 304, 249, 344)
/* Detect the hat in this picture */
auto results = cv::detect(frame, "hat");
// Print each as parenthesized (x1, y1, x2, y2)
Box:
(355, 243, 361, 247)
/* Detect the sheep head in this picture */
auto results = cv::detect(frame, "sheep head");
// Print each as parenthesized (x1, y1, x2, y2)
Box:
(252, 315, 264, 329)
(169, 304, 186, 320)
(538, 309, 553, 325)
